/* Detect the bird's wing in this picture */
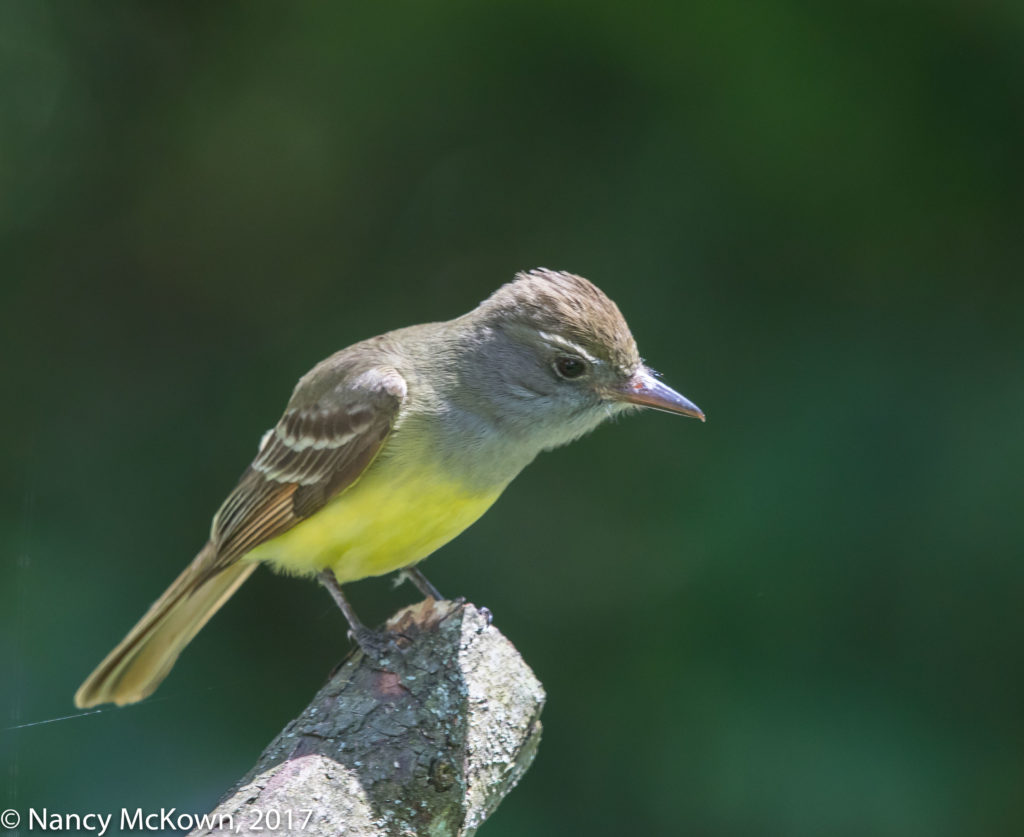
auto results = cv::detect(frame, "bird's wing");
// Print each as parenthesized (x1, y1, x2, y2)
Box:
(200, 366, 407, 580)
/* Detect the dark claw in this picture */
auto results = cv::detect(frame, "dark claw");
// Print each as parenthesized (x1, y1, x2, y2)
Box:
(349, 626, 402, 662)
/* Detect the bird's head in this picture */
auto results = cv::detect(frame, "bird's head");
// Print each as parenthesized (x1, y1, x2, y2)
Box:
(463, 268, 703, 450)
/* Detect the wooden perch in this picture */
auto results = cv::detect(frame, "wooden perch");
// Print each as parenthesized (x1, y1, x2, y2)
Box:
(191, 600, 545, 837)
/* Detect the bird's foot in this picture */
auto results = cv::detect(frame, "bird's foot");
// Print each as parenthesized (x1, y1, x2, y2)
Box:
(349, 625, 406, 662)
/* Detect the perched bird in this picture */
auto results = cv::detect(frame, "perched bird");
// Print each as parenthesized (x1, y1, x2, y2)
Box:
(74, 269, 704, 708)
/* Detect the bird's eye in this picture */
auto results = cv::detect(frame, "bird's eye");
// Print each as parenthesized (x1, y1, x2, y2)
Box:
(553, 355, 588, 380)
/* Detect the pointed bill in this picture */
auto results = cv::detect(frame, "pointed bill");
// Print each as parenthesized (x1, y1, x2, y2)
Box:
(615, 367, 705, 420)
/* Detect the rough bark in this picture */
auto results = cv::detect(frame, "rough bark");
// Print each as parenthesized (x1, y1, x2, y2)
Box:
(190, 600, 545, 837)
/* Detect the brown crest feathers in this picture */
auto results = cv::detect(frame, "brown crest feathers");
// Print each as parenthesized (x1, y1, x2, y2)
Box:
(479, 268, 641, 372)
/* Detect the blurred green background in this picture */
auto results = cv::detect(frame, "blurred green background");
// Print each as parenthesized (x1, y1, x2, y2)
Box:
(2, 2, 1022, 835)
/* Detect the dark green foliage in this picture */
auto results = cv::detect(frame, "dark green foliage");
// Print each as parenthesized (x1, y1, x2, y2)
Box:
(1, 2, 1021, 835)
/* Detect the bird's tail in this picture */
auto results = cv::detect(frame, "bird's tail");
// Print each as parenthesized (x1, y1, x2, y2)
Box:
(74, 545, 257, 708)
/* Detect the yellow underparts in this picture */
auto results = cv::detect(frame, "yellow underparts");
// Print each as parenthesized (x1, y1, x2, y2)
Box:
(244, 455, 504, 584)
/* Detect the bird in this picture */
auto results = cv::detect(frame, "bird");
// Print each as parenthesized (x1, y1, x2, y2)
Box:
(74, 268, 704, 708)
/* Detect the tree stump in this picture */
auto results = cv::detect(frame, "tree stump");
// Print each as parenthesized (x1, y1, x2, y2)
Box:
(191, 599, 545, 836)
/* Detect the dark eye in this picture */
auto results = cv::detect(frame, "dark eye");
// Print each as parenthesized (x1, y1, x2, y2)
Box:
(553, 355, 588, 380)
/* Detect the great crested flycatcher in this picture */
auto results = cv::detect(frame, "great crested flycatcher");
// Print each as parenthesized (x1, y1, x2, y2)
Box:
(74, 268, 704, 708)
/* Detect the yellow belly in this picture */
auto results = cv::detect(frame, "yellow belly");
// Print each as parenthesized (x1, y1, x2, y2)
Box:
(244, 454, 504, 584)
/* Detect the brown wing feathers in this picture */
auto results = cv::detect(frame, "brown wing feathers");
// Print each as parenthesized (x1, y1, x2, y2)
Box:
(206, 384, 399, 573)
(73, 367, 406, 707)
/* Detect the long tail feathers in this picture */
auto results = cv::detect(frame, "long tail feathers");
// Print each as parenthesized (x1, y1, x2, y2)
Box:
(74, 545, 257, 708)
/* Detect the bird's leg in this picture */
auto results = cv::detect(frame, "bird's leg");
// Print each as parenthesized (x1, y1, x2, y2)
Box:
(317, 570, 399, 660)
(401, 566, 444, 600)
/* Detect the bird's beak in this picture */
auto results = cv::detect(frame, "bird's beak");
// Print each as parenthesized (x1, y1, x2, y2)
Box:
(614, 367, 705, 421)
